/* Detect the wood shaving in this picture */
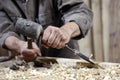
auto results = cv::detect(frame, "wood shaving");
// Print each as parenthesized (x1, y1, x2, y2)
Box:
(0, 63, 120, 80)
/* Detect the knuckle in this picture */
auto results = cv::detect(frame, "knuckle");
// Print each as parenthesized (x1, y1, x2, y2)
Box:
(42, 37, 47, 42)
(54, 29, 59, 33)
(47, 25, 52, 29)
(59, 33, 63, 38)
(48, 26, 54, 30)
(53, 27, 59, 31)
(48, 37, 52, 42)
(62, 37, 67, 41)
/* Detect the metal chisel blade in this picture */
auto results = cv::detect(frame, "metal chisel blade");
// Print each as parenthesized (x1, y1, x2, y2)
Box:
(65, 45, 104, 69)
(65, 45, 94, 64)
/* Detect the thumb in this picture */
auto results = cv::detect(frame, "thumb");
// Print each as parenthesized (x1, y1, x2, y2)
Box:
(32, 43, 42, 56)
(37, 51, 42, 56)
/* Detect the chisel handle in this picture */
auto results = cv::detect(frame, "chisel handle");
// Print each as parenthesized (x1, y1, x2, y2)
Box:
(27, 38, 33, 49)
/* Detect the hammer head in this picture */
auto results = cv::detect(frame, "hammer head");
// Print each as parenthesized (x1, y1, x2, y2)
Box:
(15, 18, 43, 39)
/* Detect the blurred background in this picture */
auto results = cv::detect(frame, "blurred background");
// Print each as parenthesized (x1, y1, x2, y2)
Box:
(79, 0, 120, 63)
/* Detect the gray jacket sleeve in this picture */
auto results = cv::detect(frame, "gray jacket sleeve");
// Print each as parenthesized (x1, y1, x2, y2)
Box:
(57, 0, 93, 39)
(0, 10, 19, 48)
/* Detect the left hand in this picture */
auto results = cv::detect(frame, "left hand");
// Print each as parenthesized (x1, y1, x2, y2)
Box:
(19, 42, 41, 62)
(42, 25, 71, 49)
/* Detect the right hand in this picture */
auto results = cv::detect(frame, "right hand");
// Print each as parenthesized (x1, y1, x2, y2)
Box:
(42, 26, 71, 49)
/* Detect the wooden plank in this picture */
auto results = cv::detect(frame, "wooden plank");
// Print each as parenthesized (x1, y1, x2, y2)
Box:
(108, 0, 120, 63)
(78, 0, 93, 57)
(78, 32, 93, 57)
(91, 0, 103, 61)
(102, 0, 110, 62)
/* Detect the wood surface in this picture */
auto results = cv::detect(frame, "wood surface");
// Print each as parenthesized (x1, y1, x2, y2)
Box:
(109, 0, 120, 62)
(79, 0, 120, 62)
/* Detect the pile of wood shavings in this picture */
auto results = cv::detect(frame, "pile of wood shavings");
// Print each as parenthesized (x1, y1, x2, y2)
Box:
(0, 63, 120, 80)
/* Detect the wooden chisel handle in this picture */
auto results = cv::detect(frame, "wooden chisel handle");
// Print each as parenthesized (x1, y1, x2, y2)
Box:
(27, 38, 33, 49)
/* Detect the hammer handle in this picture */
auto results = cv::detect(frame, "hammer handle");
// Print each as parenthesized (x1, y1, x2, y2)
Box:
(27, 38, 33, 49)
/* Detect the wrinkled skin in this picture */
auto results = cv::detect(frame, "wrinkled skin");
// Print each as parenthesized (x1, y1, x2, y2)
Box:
(42, 25, 71, 49)
(5, 36, 41, 62)
(18, 41, 41, 62)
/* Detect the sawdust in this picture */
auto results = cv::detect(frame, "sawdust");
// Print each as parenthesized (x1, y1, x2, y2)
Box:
(0, 62, 120, 80)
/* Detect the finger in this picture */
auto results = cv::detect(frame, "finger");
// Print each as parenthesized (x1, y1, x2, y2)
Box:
(57, 34, 68, 49)
(51, 29, 66, 48)
(42, 28, 51, 44)
(57, 39, 66, 49)
(47, 30, 58, 46)
(42, 43, 49, 48)
(52, 33, 62, 48)
(34, 49, 41, 56)
(32, 43, 41, 56)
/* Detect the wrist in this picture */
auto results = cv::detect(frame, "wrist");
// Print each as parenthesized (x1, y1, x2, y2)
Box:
(5, 36, 25, 53)
(60, 22, 80, 38)
(16, 40, 26, 54)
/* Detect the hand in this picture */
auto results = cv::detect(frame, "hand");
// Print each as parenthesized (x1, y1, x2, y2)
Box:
(5, 36, 41, 62)
(42, 25, 71, 49)
(18, 41, 41, 62)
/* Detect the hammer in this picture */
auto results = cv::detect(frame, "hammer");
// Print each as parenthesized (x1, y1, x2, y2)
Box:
(15, 18, 43, 49)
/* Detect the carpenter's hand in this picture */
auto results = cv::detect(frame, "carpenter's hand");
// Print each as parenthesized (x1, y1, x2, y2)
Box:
(42, 25, 71, 49)
(5, 36, 41, 62)
(18, 41, 41, 62)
